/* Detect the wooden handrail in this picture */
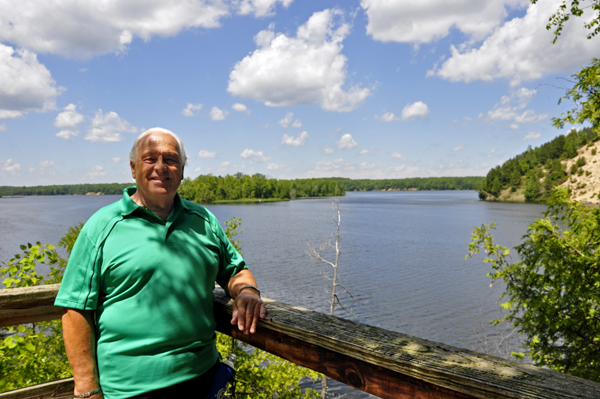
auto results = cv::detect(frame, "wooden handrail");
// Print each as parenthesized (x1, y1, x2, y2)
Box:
(2, 285, 600, 399)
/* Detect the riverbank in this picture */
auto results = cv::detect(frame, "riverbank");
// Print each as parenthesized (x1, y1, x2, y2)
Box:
(213, 198, 289, 204)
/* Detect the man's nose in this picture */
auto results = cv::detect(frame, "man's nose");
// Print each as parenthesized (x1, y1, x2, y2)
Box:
(155, 157, 168, 171)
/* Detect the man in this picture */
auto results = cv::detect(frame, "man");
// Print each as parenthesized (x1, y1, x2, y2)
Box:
(55, 128, 266, 399)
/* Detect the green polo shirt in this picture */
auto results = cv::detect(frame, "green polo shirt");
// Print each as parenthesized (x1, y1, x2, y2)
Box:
(55, 187, 247, 399)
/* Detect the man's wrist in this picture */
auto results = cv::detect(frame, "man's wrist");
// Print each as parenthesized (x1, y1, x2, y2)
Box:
(238, 284, 261, 297)
(74, 387, 102, 398)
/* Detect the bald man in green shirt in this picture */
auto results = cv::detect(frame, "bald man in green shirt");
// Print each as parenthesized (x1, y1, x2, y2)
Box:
(55, 128, 266, 399)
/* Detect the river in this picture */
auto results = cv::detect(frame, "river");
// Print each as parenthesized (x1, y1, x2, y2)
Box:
(0, 190, 547, 397)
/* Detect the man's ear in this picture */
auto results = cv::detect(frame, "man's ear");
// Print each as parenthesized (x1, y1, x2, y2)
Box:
(130, 161, 136, 180)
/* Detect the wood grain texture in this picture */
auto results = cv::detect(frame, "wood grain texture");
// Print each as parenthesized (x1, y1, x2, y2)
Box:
(0, 285, 62, 328)
(214, 288, 600, 399)
(0, 378, 74, 399)
(2, 285, 600, 399)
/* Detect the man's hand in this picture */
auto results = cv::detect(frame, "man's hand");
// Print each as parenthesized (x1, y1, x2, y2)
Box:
(231, 290, 266, 334)
(228, 269, 267, 334)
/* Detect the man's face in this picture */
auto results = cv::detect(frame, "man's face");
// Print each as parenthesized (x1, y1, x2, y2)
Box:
(130, 132, 183, 203)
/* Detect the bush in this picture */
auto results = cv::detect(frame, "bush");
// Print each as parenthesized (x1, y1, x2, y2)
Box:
(468, 187, 600, 381)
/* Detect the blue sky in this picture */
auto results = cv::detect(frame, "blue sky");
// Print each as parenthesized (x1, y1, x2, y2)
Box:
(0, 0, 597, 186)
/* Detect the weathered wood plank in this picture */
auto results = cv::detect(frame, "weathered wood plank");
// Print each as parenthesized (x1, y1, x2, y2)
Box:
(0, 285, 61, 328)
(0, 378, 74, 399)
(213, 289, 600, 399)
(215, 310, 477, 399)
(2, 285, 600, 399)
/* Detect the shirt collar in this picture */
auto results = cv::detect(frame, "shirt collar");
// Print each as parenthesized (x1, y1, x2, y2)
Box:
(120, 186, 185, 218)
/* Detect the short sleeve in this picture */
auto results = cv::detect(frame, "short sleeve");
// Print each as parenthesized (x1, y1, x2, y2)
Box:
(212, 218, 248, 289)
(54, 224, 103, 310)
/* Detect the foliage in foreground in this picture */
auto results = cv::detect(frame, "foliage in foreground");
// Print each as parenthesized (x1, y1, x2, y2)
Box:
(531, 0, 600, 43)
(0, 219, 319, 397)
(0, 243, 71, 391)
(467, 187, 600, 381)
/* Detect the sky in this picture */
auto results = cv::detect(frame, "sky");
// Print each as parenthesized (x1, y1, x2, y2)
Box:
(0, 0, 598, 186)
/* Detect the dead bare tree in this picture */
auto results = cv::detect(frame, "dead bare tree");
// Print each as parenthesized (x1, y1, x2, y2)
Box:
(307, 197, 354, 398)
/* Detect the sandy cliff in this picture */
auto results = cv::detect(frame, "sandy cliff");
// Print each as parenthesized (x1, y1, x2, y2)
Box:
(559, 143, 600, 203)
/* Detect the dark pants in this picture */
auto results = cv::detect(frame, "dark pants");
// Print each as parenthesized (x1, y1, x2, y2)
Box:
(129, 361, 220, 399)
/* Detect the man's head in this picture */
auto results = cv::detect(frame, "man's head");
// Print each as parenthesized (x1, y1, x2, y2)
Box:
(129, 128, 186, 205)
(130, 127, 187, 166)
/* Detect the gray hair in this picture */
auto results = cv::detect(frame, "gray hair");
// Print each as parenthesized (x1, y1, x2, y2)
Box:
(129, 127, 187, 166)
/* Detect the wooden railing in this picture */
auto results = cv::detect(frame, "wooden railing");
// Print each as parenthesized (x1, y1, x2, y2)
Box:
(2, 284, 600, 399)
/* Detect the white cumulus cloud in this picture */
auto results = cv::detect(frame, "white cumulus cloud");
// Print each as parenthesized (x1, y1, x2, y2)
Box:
(228, 9, 371, 112)
(484, 89, 548, 127)
(210, 106, 228, 121)
(401, 101, 429, 120)
(240, 148, 272, 162)
(281, 131, 308, 147)
(451, 144, 465, 151)
(524, 131, 542, 141)
(85, 110, 138, 143)
(0, 44, 61, 119)
(0, 123, 6, 131)
(336, 133, 357, 149)
(198, 150, 217, 158)
(1, 159, 21, 175)
(361, 0, 524, 44)
(278, 111, 302, 128)
(430, 0, 599, 85)
(324, 147, 334, 154)
(55, 103, 84, 139)
(232, 103, 250, 114)
(182, 103, 203, 117)
(376, 111, 398, 122)
(0, 0, 231, 59)
(234, 0, 293, 17)
(266, 163, 281, 170)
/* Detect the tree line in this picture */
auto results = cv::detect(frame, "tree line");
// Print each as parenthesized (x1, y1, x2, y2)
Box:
(335, 176, 484, 191)
(480, 126, 598, 202)
(0, 183, 130, 197)
(1, 175, 484, 201)
(178, 173, 345, 203)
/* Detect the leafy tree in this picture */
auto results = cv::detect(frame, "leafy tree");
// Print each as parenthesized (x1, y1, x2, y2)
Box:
(0, 242, 71, 392)
(491, 177, 502, 196)
(510, 167, 522, 187)
(531, 0, 600, 42)
(524, 178, 541, 202)
(467, 187, 600, 381)
(552, 58, 600, 134)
